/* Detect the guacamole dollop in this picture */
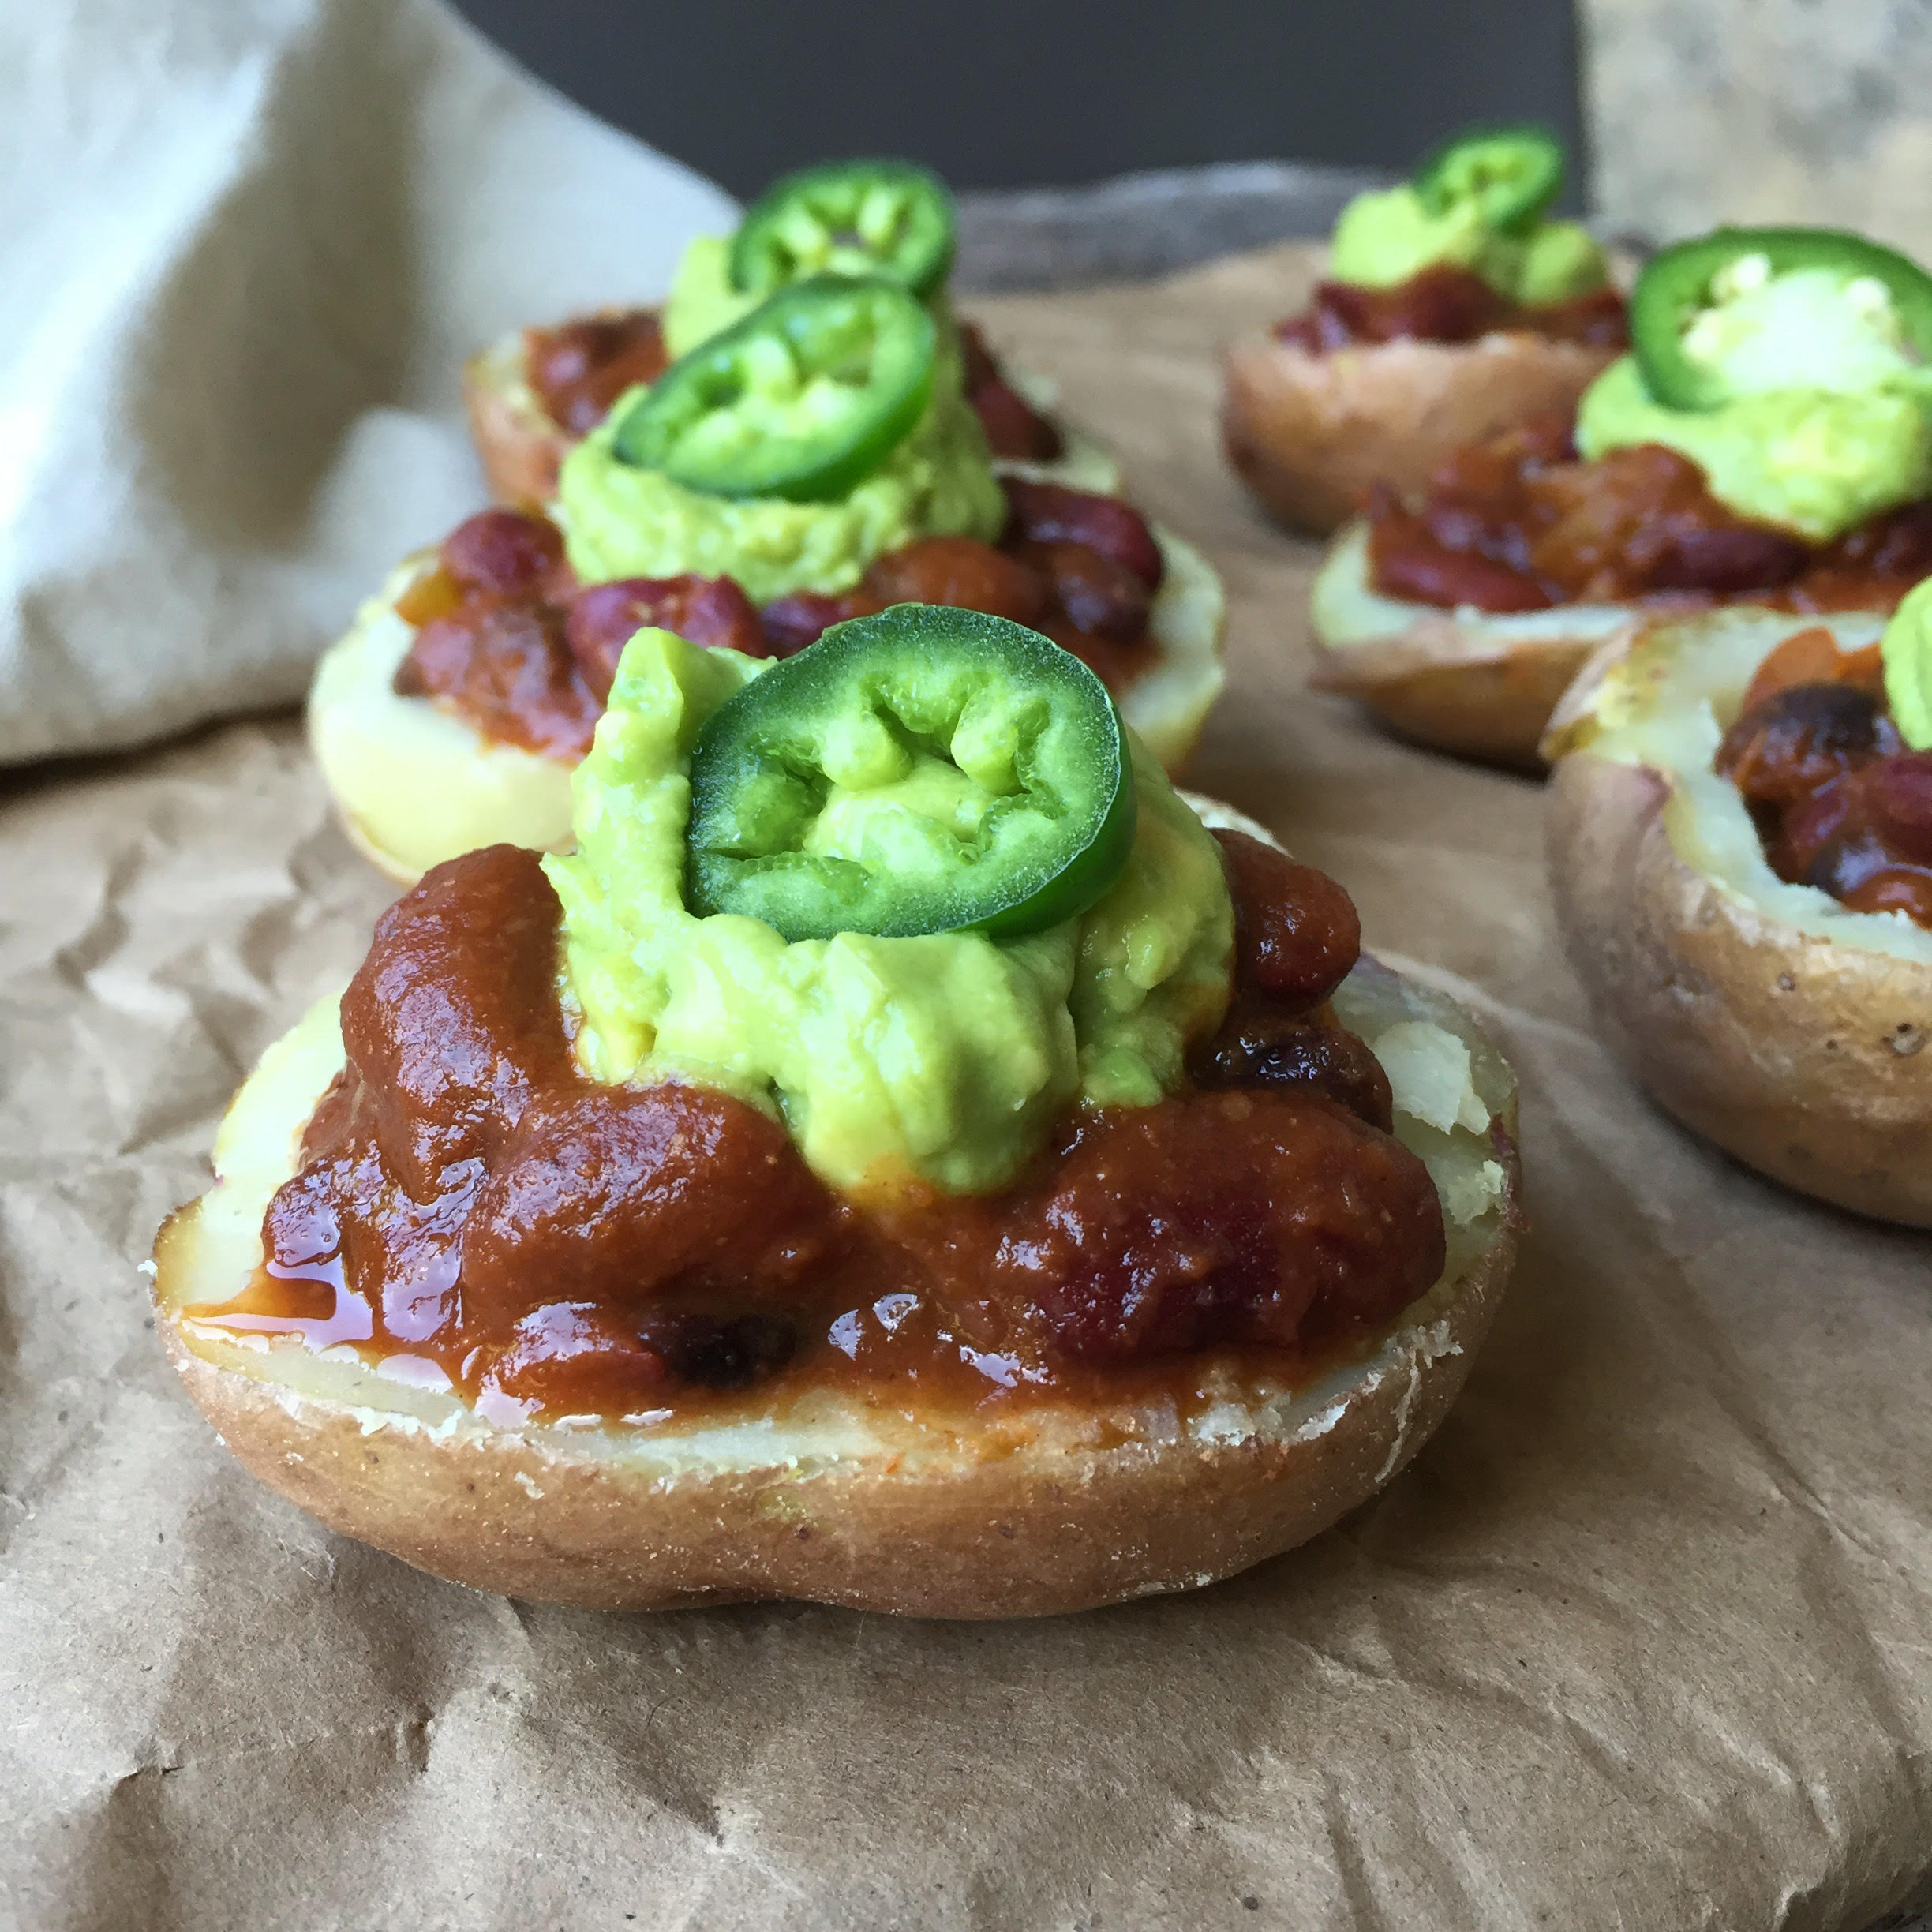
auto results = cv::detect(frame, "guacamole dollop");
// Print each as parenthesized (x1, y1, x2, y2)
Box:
(1577, 249, 1932, 541)
(1576, 358, 1932, 541)
(544, 627, 1234, 1198)
(556, 320, 1006, 603)
(1328, 185, 1607, 305)
(1881, 575, 1932, 750)
(661, 236, 761, 359)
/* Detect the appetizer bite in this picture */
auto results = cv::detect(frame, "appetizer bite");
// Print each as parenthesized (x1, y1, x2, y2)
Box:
(1224, 126, 1625, 535)
(163, 606, 1522, 1616)
(1314, 226, 1932, 766)
(1543, 592, 1931, 1224)
(467, 157, 1120, 504)
(315, 275, 1224, 882)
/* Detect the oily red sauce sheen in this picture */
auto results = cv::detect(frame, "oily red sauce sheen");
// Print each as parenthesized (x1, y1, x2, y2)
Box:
(1275, 264, 1628, 354)
(1366, 413, 1932, 614)
(395, 481, 1166, 757)
(195, 836, 1455, 1424)
(1714, 627, 1932, 927)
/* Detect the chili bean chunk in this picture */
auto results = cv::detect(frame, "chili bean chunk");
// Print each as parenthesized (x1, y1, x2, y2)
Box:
(1190, 829, 1395, 1132)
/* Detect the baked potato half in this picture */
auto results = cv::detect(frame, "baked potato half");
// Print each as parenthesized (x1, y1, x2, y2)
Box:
(152, 803, 1520, 1618)
(1224, 330, 1617, 538)
(1309, 520, 1637, 768)
(1542, 606, 1932, 1226)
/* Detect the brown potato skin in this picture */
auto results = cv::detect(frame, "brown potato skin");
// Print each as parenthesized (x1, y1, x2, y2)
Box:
(1548, 754, 1932, 1226)
(462, 331, 568, 510)
(1311, 612, 1611, 769)
(157, 1221, 1514, 1619)
(1222, 331, 1618, 537)
(151, 954, 1519, 1618)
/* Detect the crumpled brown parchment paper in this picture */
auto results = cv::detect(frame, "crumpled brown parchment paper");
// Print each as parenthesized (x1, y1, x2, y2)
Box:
(2, 239, 1929, 1932)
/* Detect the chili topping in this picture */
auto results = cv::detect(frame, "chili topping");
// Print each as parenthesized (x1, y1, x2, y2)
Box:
(194, 834, 1452, 1424)
(1365, 412, 1932, 614)
(1277, 263, 1627, 356)
(1715, 626, 1932, 927)
(524, 311, 669, 436)
(395, 481, 1166, 757)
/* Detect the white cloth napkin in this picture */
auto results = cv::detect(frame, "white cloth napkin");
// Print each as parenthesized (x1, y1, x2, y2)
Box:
(0, 0, 736, 766)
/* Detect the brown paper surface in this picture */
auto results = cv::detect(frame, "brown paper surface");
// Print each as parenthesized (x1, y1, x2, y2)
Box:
(2, 242, 1929, 1932)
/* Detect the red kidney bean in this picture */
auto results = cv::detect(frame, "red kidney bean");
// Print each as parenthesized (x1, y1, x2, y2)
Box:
(860, 536, 1051, 626)
(1018, 540, 1151, 642)
(1002, 480, 1164, 590)
(1370, 534, 1555, 612)
(1866, 752, 1932, 863)
(1715, 683, 1896, 809)
(1213, 829, 1361, 1010)
(972, 379, 1065, 461)
(1643, 525, 1807, 596)
(441, 510, 565, 600)
(758, 591, 874, 657)
(565, 574, 767, 700)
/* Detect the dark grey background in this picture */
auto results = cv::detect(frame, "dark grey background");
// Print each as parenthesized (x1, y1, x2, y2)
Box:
(451, 0, 1588, 209)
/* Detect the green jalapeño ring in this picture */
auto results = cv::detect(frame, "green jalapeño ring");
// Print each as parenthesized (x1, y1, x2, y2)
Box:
(731, 158, 957, 303)
(684, 605, 1137, 942)
(612, 275, 937, 502)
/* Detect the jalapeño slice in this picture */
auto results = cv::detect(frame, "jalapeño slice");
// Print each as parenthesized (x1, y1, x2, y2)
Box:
(684, 605, 1136, 942)
(1413, 124, 1565, 234)
(611, 275, 935, 501)
(1631, 225, 1932, 412)
(731, 158, 957, 301)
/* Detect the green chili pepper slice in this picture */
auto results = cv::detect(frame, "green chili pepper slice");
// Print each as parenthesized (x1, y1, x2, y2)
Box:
(611, 275, 935, 502)
(684, 605, 1136, 942)
(1631, 226, 1932, 412)
(1413, 124, 1565, 234)
(731, 158, 957, 302)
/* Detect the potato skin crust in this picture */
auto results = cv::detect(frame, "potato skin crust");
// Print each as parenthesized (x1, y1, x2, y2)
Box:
(1308, 522, 1635, 769)
(152, 945, 1519, 1618)
(156, 1231, 1514, 1619)
(462, 332, 570, 511)
(1547, 754, 1932, 1226)
(1311, 615, 1608, 770)
(1222, 330, 1617, 537)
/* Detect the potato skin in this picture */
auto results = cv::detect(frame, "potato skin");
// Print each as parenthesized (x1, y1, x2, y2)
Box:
(157, 1232, 1514, 1619)
(152, 946, 1518, 1618)
(1311, 614, 1610, 769)
(1548, 754, 1932, 1226)
(1222, 330, 1618, 537)
(462, 331, 569, 511)
(1308, 521, 1636, 769)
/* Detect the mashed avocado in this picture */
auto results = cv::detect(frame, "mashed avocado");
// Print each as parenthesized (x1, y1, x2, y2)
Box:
(661, 237, 760, 359)
(1881, 575, 1932, 749)
(557, 320, 1006, 603)
(544, 627, 1234, 1198)
(1577, 359, 1932, 544)
(1577, 249, 1932, 541)
(1327, 185, 1607, 305)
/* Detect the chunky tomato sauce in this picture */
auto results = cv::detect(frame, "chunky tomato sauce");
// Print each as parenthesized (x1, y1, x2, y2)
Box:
(395, 481, 1166, 757)
(1276, 264, 1627, 355)
(525, 311, 670, 436)
(191, 834, 1458, 1424)
(1715, 627, 1932, 927)
(1365, 413, 1932, 615)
